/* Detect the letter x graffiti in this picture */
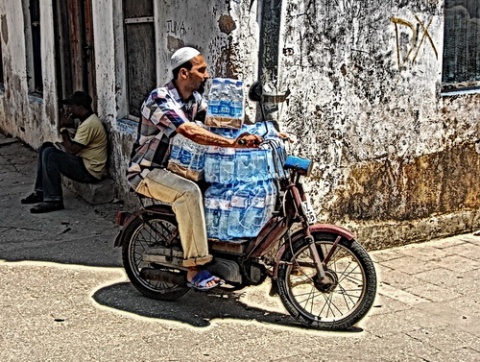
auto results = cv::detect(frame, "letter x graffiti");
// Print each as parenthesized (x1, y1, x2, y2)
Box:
(391, 14, 438, 69)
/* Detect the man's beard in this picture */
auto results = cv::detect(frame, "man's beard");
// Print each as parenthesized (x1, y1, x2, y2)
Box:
(198, 80, 207, 95)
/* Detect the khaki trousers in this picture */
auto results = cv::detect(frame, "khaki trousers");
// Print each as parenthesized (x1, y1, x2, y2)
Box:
(135, 169, 211, 266)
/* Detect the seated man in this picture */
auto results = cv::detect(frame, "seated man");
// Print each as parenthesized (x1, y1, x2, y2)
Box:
(21, 91, 108, 213)
(127, 47, 261, 291)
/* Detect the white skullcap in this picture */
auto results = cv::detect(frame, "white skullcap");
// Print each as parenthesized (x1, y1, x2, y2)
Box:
(171, 47, 200, 69)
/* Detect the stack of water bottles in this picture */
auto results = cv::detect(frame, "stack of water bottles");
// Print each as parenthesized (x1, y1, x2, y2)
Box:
(205, 78, 245, 129)
(203, 122, 287, 241)
(167, 133, 208, 182)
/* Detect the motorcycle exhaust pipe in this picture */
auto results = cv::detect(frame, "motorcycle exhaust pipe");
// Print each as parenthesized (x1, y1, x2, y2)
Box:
(140, 268, 187, 286)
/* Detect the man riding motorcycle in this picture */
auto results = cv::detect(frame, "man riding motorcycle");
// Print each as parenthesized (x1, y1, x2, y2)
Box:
(127, 47, 261, 291)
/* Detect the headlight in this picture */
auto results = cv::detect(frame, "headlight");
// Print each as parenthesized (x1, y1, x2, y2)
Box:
(283, 155, 313, 176)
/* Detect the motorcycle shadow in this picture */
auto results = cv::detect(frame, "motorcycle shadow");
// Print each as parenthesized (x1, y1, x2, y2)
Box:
(93, 282, 363, 332)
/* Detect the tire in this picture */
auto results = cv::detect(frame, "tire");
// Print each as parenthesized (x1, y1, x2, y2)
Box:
(121, 212, 189, 301)
(277, 232, 377, 330)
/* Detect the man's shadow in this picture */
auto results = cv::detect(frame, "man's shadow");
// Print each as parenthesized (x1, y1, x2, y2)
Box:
(93, 281, 363, 332)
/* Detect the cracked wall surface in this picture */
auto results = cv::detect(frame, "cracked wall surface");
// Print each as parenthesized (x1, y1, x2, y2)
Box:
(274, 0, 480, 246)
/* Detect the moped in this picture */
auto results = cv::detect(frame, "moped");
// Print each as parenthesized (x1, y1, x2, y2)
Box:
(114, 82, 377, 330)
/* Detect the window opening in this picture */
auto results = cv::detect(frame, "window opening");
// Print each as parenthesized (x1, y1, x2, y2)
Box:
(443, 1, 480, 92)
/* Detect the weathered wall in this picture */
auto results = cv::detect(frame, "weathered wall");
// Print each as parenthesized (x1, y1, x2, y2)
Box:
(1, 0, 480, 248)
(277, 0, 480, 247)
(0, 0, 60, 149)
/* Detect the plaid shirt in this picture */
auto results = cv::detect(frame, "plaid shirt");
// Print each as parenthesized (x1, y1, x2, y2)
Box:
(127, 81, 207, 189)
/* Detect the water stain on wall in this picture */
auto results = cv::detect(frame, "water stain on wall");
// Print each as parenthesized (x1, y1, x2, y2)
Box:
(333, 144, 480, 222)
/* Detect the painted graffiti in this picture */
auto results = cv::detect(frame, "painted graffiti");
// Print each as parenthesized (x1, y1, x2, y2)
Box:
(391, 14, 438, 69)
(166, 20, 186, 36)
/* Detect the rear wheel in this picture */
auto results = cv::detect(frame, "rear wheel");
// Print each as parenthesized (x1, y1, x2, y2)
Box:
(121, 211, 189, 301)
(277, 233, 377, 330)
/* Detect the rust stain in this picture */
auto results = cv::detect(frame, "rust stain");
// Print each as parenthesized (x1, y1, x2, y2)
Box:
(218, 15, 236, 35)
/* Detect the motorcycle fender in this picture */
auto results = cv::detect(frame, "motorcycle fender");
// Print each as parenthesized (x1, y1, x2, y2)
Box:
(113, 213, 138, 248)
(308, 223, 356, 241)
(272, 223, 356, 279)
(113, 205, 175, 248)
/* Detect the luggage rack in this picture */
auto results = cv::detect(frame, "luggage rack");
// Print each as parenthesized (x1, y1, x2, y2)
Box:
(208, 237, 250, 255)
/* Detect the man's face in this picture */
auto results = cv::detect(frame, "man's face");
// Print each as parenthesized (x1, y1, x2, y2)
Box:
(65, 104, 81, 118)
(186, 55, 209, 94)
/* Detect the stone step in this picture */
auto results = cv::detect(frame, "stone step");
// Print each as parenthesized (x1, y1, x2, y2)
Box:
(62, 176, 117, 205)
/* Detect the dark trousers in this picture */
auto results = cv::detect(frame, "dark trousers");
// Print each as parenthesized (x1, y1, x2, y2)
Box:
(34, 142, 99, 202)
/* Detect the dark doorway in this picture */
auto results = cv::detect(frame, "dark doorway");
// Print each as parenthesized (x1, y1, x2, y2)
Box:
(53, 0, 96, 109)
(123, 0, 156, 118)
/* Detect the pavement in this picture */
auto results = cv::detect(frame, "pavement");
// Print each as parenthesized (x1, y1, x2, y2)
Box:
(1, 133, 480, 362)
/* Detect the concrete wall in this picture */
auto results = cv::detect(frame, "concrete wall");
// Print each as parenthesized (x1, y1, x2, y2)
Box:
(0, 0, 479, 248)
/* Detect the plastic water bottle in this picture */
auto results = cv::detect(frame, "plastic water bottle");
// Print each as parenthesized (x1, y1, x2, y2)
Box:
(235, 149, 251, 182)
(243, 182, 267, 237)
(251, 150, 268, 182)
(204, 146, 220, 183)
(180, 138, 193, 168)
(264, 146, 275, 180)
(217, 187, 234, 240)
(204, 184, 223, 238)
(219, 148, 235, 184)
(231, 81, 244, 118)
(190, 142, 206, 171)
(219, 79, 232, 117)
(228, 185, 250, 238)
(208, 79, 221, 116)
(264, 179, 278, 222)
(169, 135, 184, 163)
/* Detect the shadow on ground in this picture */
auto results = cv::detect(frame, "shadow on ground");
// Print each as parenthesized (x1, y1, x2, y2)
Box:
(93, 281, 363, 332)
(0, 142, 123, 267)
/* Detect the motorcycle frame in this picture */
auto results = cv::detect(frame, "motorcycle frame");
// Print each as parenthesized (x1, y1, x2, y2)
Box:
(245, 169, 356, 280)
(114, 169, 356, 283)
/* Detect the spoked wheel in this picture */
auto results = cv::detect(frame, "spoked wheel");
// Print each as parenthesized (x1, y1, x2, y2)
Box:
(121, 211, 189, 301)
(277, 233, 377, 330)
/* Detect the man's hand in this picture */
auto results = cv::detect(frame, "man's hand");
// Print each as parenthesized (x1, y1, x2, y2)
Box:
(58, 108, 74, 131)
(235, 132, 262, 148)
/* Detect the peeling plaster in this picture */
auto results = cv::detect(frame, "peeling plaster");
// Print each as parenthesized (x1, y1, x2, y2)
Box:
(218, 14, 237, 34)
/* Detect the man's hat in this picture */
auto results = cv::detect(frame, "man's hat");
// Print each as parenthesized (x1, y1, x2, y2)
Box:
(171, 47, 200, 70)
(61, 91, 92, 108)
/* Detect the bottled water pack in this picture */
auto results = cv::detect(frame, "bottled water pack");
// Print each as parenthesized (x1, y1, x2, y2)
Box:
(167, 134, 207, 181)
(204, 180, 278, 240)
(206, 78, 245, 129)
(203, 122, 287, 240)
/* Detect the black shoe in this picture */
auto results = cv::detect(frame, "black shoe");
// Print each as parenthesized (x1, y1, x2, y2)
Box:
(30, 201, 64, 214)
(21, 192, 44, 204)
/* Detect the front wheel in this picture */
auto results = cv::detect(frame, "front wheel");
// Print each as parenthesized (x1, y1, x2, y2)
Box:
(121, 211, 189, 301)
(277, 233, 377, 330)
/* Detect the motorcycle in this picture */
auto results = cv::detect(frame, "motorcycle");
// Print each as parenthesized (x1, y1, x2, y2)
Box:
(114, 82, 377, 331)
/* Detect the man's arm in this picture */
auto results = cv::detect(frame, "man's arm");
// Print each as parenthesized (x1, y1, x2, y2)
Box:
(177, 122, 261, 148)
(57, 109, 84, 154)
(58, 129, 84, 155)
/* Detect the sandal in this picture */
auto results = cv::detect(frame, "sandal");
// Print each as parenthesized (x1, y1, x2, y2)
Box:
(187, 270, 223, 292)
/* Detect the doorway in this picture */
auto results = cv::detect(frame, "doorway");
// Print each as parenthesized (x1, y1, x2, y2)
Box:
(53, 0, 96, 109)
